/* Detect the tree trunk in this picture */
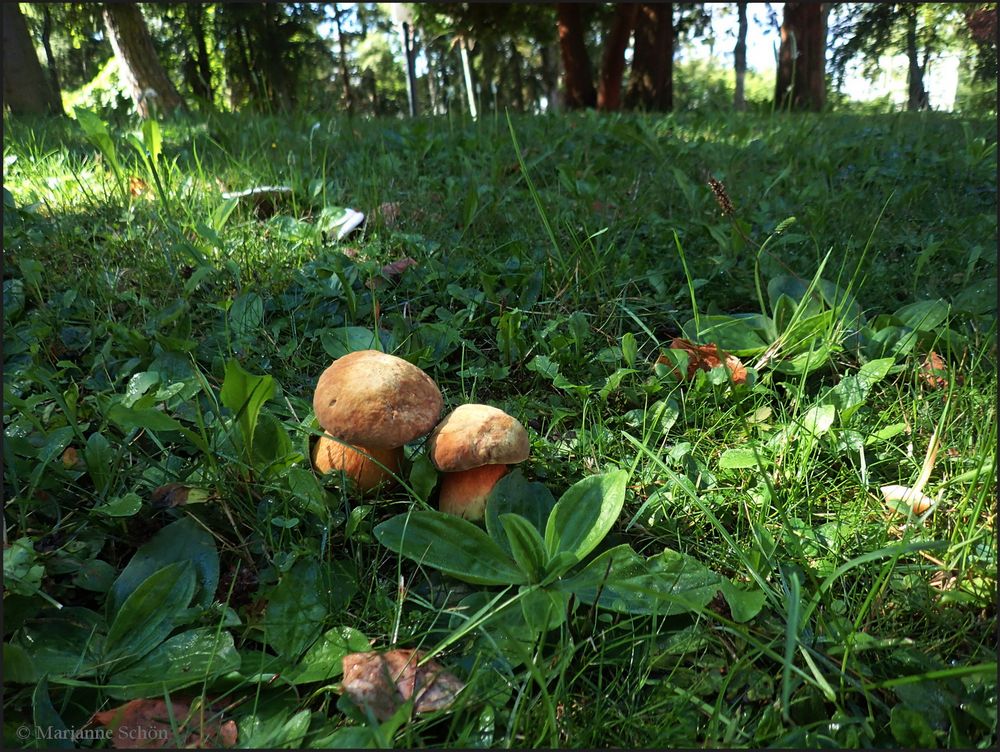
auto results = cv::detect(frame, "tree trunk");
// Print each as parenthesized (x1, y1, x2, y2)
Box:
(556, 3, 596, 109)
(905, 6, 928, 110)
(40, 5, 64, 107)
(184, 3, 212, 103)
(598, 3, 638, 111)
(734, 2, 748, 111)
(102, 3, 185, 117)
(510, 40, 527, 112)
(774, 1, 826, 112)
(625, 3, 673, 111)
(332, 3, 355, 113)
(459, 37, 477, 118)
(540, 42, 561, 112)
(3, 3, 63, 115)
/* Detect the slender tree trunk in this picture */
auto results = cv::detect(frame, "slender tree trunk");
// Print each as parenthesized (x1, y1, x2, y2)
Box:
(102, 3, 185, 117)
(459, 37, 477, 118)
(556, 3, 596, 109)
(774, 1, 826, 111)
(540, 42, 561, 112)
(3, 3, 64, 115)
(184, 3, 212, 103)
(510, 40, 527, 112)
(905, 6, 928, 110)
(332, 3, 355, 112)
(40, 5, 64, 106)
(598, 3, 638, 111)
(626, 3, 673, 111)
(734, 2, 748, 111)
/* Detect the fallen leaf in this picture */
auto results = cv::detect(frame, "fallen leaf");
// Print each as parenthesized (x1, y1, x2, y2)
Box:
(129, 177, 149, 197)
(341, 649, 465, 721)
(62, 447, 81, 468)
(150, 483, 210, 509)
(381, 257, 418, 280)
(657, 338, 748, 385)
(92, 698, 237, 749)
(378, 201, 401, 227)
(920, 351, 960, 389)
(880, 484, 936, 515)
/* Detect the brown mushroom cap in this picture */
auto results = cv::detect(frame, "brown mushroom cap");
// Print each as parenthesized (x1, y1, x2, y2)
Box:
(426, 404, 529, 472)
(313, 350, 443, 449)
(311, 436, 402, 494)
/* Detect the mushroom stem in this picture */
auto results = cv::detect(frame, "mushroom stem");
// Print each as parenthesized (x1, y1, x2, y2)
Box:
(438, 464, 510, 521)
(312, 437, 402, 494)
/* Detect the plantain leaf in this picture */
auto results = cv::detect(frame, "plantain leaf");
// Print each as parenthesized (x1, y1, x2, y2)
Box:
(485, 469, 556, 557)
(500, 514, 548, 582)
(374, 512, 525, 586)
(544, 470, 628, 562)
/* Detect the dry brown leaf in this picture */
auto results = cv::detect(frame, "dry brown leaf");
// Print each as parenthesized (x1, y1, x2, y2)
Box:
(91, 698, 237, 749)
(657, 338, 748, 385)
(920, 350, 947, 389)
(381, 257, 418, 280)
(378, 201, 402, 227)
(150, 483, 210, 509)
(341, 649, 465, 721)
(62, 446, 81, 468)
(129, 177, 149, 197)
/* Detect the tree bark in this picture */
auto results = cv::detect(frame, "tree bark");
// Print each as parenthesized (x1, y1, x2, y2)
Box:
(905, 6, 928, 110)
(40, 5, 64, 106)
(734, 2, 748, 111)
(3, 3, 63, 115)
(775, 2, 826, 112)
(598, 3, 638, 111)
(102, 3, 185, 117)
(625, 3, 673, 111)
(184, 3, 212, 103)
(332, 3, 355, 113)
(556, 3, 596, 109)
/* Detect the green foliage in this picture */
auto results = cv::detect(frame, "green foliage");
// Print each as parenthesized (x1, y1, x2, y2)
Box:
(2, 109, 995, 749)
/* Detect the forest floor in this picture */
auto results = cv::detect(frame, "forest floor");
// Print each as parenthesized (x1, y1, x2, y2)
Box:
(3, 109, 997, 748)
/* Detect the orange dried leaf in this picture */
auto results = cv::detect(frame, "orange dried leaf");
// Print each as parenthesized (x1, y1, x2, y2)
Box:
(129, 177, 149, 196)
(381, 257, 418, 280)
(62, 447, 80, 468)
(91, 698, 237, 749)
(341, 649, 465, 721)
(657, 338, 747, 385)
(920, 351, 949, 389)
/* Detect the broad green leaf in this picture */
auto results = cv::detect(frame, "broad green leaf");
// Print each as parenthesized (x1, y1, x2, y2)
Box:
(718, 579, 767, 622)
(286, 467, 328, 517)
(621, 332, 637, 367)
(485, 469, 556, 557)
(889, 704, 937, 748)
(105, 562, 196, 666)
(91, 492, 142, 517)
(229, 292, 264, 343)
(719, 447, 768, 469)
(239, 706, 313, 749)
(83, 431, 113, 496)
(106, 403, 184, 433)
(374, 511, 526, 586)
(408, 453, 438, 503)
(105, 628, 240, 700)
(544, 470, 628, 561)
(264, 559, 328, 658)
(772, 342, 836, 375)
(500, 514, 548, 582)
(894, 299, 950, 332)
(33, 677, 72, 748)
(4, 643, 39, 684)
(799, 404, 836, 438)
(11, 607, 105, 679)
(286, 626, 371, 685)
(519, 588, 569, 633)
(220, 359, 275, 453)
(683, 315, 770, 355)
(109, 516, 219, 614)
(4, 537, 45, 597)
(556, 545, 723, 616)
(450, 591, 536, 668)
(141, 118, 162, 163)
(320, 326, 393, 358)
(823, 357, 895, 422)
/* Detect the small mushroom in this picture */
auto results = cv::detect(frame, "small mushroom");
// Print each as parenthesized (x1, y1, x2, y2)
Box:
(312, 350, 443, 493)
(426, 404, 530, 520)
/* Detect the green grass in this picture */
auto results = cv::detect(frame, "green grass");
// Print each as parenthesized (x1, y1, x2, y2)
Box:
(3, 107, 996, 748)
